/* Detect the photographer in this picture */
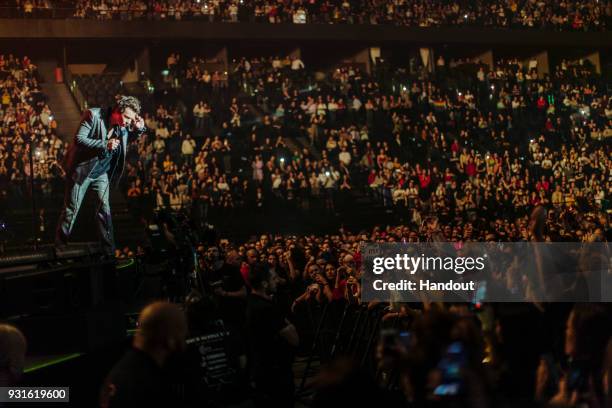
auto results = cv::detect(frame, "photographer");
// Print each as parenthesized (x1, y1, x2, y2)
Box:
(246, 264, 299, 407)
(200, 245, 247, 361)
(202, 246, 247, 329)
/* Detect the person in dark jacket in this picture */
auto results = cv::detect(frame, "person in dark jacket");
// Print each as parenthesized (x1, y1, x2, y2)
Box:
(55, 95, 146, 255)
(100, 301, 188, 408)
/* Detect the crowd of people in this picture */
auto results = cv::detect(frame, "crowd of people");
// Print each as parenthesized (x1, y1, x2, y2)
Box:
(0, 49, 609, 246)
(0, 3, 610, 406)
(0, 49, 610, 408)
(0, 53, 64, 224)
(6, 205, 612, 407)
(118, 52, 610, 241)
(3, 208, 611, 406)
(0, 0, 609, 31)
(185, 204, 610, 406)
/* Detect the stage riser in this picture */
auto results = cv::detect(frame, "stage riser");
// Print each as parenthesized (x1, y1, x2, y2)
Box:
(0, 245, 126, 354)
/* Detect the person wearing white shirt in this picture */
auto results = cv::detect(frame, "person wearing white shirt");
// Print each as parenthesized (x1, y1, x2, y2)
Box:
(153, 136, 166, 154)
(271, 57, 282, 69)
(156, 125, 169, 139)
(181, 134, 196, 165)
(229, 4, 238, 22)
(291, 58, 304, 70)
(307, 100, 317, 117)
(217, 176, 229, 191)
(392, 188, 407, 205)
(316, 101, 327, 117)
(318, 168, 339, 189)
(145, 115, 158, 131)
(338, 147, 351, 166)
(477, 67, 485, 82)
(193, 102, 205, 129)
(293, 7, 306, 23)
(319, 168, 339, 211)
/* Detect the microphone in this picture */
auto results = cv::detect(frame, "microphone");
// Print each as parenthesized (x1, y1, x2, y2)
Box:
(111, 136, 121, 150)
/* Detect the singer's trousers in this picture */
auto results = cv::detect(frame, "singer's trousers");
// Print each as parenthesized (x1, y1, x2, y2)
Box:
(55, 173, 114, 255)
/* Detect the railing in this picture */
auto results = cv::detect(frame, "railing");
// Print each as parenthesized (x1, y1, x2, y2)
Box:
(64, 66, 87, 113)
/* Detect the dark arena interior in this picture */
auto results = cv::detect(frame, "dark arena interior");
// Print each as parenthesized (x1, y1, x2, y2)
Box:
(0, 2, 611, 407)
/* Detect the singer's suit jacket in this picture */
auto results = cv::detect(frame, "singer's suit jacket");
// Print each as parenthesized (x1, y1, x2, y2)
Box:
(62, 107, 145, 185)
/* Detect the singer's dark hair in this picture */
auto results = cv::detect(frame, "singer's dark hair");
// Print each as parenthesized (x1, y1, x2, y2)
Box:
(116, 95, 141, 114)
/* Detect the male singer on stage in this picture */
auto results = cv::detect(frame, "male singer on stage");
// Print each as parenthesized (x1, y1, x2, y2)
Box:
(55, 95, 146, 256)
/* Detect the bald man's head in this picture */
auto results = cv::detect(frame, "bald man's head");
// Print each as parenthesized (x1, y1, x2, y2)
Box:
(135, 302, 188, 358)
(0, 324, 26, 383)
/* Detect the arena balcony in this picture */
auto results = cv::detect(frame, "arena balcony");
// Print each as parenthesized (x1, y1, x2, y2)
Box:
(0, 18, 609, 49)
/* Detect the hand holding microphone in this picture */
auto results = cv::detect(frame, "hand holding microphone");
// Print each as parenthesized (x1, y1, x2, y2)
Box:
(106, 138, 120, 152)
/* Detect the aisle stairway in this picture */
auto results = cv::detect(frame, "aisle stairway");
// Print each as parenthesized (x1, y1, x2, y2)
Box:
(36, 60, 83, 142)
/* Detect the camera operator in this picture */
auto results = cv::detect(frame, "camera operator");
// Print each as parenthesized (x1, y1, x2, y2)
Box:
(202, 246, 246, 302)
(246, 264, 299, 407)
(199, 246, 247, 359)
